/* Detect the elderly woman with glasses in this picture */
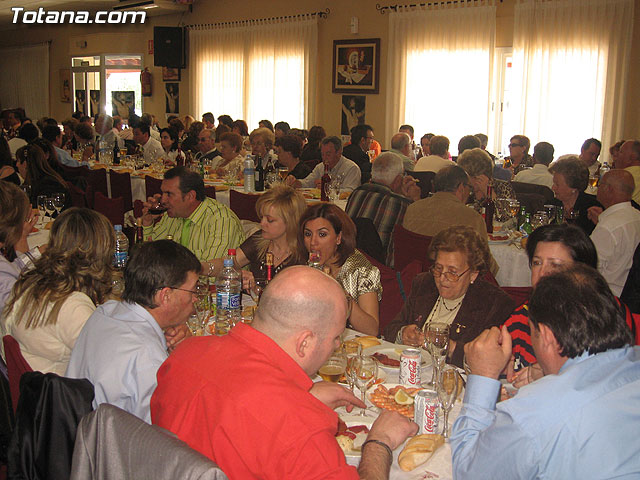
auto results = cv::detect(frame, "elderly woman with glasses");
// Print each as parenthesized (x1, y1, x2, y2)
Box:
(384, 225, 515, 367)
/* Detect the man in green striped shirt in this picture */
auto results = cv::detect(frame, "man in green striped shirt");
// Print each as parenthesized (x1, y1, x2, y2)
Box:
(142, 167, 244, 274)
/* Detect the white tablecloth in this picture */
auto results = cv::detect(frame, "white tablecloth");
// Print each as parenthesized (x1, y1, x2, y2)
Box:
(489, 242, 531, 287)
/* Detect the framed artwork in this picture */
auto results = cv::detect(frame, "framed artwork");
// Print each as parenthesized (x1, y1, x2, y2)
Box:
(341, 95, 366, 136)
(162, 66, 181, 81)
(112, 91, 135, 120)
(332, 38, 380, 94)
(89, 90, 101, 117)
(60, 69, 71, 103)
(75, 90, 86, 114)
(165, 83, 179, 114)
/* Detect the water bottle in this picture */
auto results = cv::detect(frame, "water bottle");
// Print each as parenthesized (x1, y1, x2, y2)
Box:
(243, 154, 255, 193)
(215, 249, 242, 328)
(113, 225, 129, 268)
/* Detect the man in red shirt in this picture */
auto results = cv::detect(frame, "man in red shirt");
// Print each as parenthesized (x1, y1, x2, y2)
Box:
(151, 266, 417, 479)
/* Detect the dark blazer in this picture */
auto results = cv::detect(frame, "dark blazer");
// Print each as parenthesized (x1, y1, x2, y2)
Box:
(553, 191, 601, 235)
(384, 272, 515, 367)
(342, 143, 371, 183)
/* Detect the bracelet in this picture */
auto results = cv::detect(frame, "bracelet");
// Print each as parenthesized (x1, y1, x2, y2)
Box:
(361, 439, 393, 458)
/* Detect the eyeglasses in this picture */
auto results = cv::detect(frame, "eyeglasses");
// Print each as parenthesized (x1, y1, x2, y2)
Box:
(509, 143, 522, 148)
(167, 286, 199, 295)
(430, 266, 471, 282)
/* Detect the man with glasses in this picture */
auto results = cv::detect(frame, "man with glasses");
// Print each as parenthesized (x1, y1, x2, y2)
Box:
(66, 240, 200, 423)
(195, 128, 220, 162)
(343, 124, 375, 183)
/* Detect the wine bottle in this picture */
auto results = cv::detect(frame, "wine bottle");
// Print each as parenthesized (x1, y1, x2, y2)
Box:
(254, 155, 265, 191)
(321, 164, 330, 202)
(483, 185, 495, 233)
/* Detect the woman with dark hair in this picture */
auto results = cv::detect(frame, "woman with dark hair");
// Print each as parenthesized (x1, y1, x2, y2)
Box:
(160, 127, 180, 165)
(15, 144, 70, 209)
(504, 134, 533, 175)
(231, 120, 249, 137)
(385, 225, 515, 367)
(549, 155, 601, 235)
(31, 137, 65, 176)
(0, 136, 20, 185)
(504, 223, 598, 381)
(258, 119, 274, 132)
(299, 203, 381, 335)
(300, 125, 326, 168)
(1, 207, 115, 375)
(274, 135, 311, 179)
(181, 120, 204, 154)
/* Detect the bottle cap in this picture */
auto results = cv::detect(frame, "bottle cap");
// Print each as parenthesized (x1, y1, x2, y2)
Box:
(228, 249, 236, 255)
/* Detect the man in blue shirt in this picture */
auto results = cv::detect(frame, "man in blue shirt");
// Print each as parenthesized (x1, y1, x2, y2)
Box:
(452, 264, 640, 479)
(66, 240, 200, 423)
(42, 124, 86, 167)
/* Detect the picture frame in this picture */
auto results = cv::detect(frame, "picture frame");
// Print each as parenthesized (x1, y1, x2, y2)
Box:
(162, 66, 181, 82)
(60, 69, 71, 103)
(332, 38, 380, 94)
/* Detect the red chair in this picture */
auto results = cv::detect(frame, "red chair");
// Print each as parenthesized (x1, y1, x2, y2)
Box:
(87, 168, 108, 201)
(109, 170, 133, 212)
(229, 190, 260, 222)
(65, 181, 88, 208)
(2, 335, 33, 413)
(145, 175, 162, 199)
(392, 224, 432, 272)
(205, 185, 216, 199)
(362, 252, 423, 336)
(60, 164, 90, 181)
(94, 191, 124, 226)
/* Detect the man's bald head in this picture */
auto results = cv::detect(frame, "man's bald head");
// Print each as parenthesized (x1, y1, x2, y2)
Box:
(253, 266, 348, 342)
(597, 169, 635, 208)
(391, 132, 411, 156)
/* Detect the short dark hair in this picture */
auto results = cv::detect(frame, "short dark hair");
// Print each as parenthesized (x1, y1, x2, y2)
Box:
(202, 112, 214, 124)
(581, 138, 602, 152)
(217, 115, 233, 128)
(399, 124, 414, 136)
(259, 119, 274, 131)
(275, 134, 302, 158)
(549, 155, 589, 191)
(533, 142, 555, 166)
(18, 123, 39, 143)
(232, 119, 249, 136)
(164, 166, 205, 201)
(525, 223, 597, 268)
(307, 126, 326, 147)
(160, 127, 179, 151)
(274, 121, 290, 134)
(529, 264, 633, 358)
(42, 125, 62, 144)
(74, 122, 94, 142)
(134, 122, 151, 137)
(350, 124, 372, 146)
(458, 135, 481, 155)
(434, 165, 469, 193)
(122, 240, 201, 309)
(299, 203, 356, 267)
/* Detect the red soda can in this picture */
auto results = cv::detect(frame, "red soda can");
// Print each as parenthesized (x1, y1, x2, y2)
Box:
(414, 389, 440, 434)
(399, 348, 422, 386)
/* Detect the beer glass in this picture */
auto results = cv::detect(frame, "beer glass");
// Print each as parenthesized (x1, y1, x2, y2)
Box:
(318, 350, 347, 384)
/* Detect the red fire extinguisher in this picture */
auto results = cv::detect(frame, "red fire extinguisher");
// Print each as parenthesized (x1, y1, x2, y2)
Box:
(141, 67, 152, 97)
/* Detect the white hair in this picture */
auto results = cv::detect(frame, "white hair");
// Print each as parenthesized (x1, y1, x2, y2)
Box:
(371, 152, 404, 185)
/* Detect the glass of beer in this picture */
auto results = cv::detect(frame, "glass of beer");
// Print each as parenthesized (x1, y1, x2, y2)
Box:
(318, 350, 347, 383)
(589, 175, 599, 188)
(277, 166, 288, 182)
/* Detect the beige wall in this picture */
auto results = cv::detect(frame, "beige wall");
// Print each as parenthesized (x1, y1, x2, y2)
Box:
(0, 0, 638, 143)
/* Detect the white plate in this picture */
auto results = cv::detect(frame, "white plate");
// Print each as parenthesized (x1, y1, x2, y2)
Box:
(364, 345, 431, 370)
(337, 415, 375, 459)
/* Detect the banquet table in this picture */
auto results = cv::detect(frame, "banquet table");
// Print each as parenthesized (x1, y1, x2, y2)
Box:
(489, 241, 531, 287)
(335, 329, 463, 480)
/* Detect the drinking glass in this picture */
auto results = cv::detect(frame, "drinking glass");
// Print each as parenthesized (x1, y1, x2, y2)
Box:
(194, 283, 211, 326)
(53, 192, 65, 216)
(353, 355, 378, 415)
(543, 204, 556, 224)
(436, 366, 459, 438)
(508, 199, 520, 218)
(424, 322, 450, 386)
(531, 212, 548, 230)
(187, 314, 203, 336)
(37, 195, 47, 223)
(494, 198, 510, 222)
(342, 340, 363, 391)
(277, 167, 288, 182)
(44, 197, 56, 222)
(318, 350, 347, 384)
(249, 278, 266, 305)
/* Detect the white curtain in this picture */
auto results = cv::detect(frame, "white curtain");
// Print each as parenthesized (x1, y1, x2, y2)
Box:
(189, 17, 317, 129)
(386, 2, 496, 151)
(0, 42, 50, 120)
(512, 0, 634, 157)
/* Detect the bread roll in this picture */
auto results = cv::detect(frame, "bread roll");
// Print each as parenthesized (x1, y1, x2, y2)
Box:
(398, 434, 444, 471)
(354, 336, 381, 349)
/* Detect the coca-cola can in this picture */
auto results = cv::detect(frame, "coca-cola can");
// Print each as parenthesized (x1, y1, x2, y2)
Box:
(399, 348, 421, 386)
(414, 389, 440, 434)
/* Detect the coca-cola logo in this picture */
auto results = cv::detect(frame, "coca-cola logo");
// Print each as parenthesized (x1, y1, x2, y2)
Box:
(408, 360, 418, 381)
(424, 405, 436, 431)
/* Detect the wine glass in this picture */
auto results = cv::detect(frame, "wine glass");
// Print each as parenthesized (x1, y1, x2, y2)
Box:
(508, 199, 520, 218)
(37, 195, 47, 224)
(44, 197, 56, 222)
(436, 366, 459, 438)
(424, 322, 450, 386)
(318, 350, 347, 384)
(342, 340, 363, 392)
(53, 192, 65, 216)
(277, 167, 288, 183)
(353, 354, 378, 416)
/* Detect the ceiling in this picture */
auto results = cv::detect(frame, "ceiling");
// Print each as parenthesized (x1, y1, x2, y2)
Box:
(0, 0, 190, 27)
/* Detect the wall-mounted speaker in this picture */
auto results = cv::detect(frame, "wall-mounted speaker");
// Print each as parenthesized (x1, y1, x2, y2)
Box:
(154, 26, 186, 69)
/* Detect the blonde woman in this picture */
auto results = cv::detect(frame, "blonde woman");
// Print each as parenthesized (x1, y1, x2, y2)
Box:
(207, 185, 307, 285)
(1, 207, 115, 375)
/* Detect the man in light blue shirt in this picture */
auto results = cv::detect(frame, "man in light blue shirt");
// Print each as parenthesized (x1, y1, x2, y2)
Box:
(42, 124, 86, 167)
(451, 264, 640, 479)
(66, 240, 200, 423)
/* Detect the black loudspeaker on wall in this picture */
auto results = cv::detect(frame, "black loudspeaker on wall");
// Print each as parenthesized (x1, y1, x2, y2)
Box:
(154, 26, 186, 68)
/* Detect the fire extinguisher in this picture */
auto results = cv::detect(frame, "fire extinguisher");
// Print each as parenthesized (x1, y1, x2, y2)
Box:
(141, 67, 152, 97)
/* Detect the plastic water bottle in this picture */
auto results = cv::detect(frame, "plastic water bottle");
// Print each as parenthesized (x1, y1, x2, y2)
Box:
(113, 225, 129, 268)
(215, 249, 242, 327)
(243, 154, 255, 193)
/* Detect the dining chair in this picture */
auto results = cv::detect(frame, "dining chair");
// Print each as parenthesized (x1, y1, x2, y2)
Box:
(514, 192, 546, 216)
(406, 171, 436, 199)
(1, 336, 32, 414)
(392, 224, 432, 272)
(205, 185, 216, 200)
(65, 181, 88, 208)
(109, 170, 133, 212)
(229, 190, 260, 223)
(60, 165, 90, 181)
(145, 175, 163, 199)
(86, 169, 108, 200)
(511, 182, 555, 205)
(94, 191, 124, 227)
(500, 286, 532, 308)
(71, 404, 228, 480)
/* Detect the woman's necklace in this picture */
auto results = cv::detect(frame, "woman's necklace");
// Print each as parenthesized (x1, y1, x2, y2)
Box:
(268, 241, 290, 264)
(441, 296, 464, 312)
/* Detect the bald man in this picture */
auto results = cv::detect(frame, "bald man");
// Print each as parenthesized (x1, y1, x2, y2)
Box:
(151, 266, 417, 480)
(390, 132, 415, 172)
(588, 170, 640, 296)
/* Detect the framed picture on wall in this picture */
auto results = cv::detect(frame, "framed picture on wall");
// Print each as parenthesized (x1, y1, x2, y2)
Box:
(162, 67, 181, 81)
(112, 91, 135, 120)
(60, 69, 71, 103)
(341, 95, 366, 136)
(165, 83, 179, 114)
(332, 38, 380, 94)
